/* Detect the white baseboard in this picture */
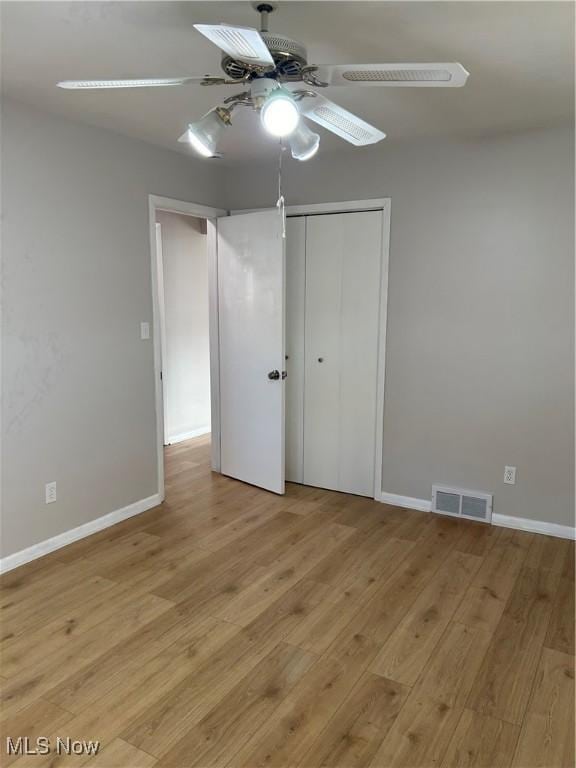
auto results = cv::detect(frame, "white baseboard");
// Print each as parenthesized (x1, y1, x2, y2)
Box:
(492, 513, 575, 540)
(165, 426, 210, 445)
(377, 491, 575, 540)
(0, 493, 163, 574)
(377, 492, 432, 512)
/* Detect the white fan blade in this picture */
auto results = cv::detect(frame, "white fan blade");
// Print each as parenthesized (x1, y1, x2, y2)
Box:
(313, 63, 469, 87)
(194, 24, 274, 68)
(57, 77, 203, 90)
(298, 94, 385, 146)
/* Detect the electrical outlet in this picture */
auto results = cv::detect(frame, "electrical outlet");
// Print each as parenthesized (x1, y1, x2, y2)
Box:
(45, 481, 57, 504)
(504, 466, 517, 485)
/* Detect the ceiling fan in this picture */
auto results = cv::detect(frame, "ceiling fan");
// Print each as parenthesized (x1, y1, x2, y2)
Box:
(57, 2, 469, 161)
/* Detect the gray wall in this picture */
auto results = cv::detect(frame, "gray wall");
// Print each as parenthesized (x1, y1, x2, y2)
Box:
(223, 127, 574, 527)
(156, 211, 211, 443)
(1, 99, 224, 557)
(2, 97, 573, 560)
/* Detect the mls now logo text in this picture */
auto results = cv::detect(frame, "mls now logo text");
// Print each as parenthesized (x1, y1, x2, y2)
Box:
(6, 737, 100, 756)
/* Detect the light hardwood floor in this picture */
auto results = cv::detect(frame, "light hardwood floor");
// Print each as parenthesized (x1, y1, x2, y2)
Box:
(1, 435, 574, 768)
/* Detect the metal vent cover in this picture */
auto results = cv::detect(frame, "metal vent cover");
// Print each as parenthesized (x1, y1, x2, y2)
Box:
(432, 485, 492, 524)
(435, 490, 460, 516)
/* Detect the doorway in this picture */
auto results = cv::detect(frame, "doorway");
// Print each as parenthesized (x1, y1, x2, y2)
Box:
(218, 199, 390, 501)
(149, 195, 225, 501)
(155, 211, 211, 446)
(150, 197, 389, 504)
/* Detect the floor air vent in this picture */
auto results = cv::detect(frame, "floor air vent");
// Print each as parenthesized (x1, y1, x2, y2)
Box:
(432, 485, 492, 524)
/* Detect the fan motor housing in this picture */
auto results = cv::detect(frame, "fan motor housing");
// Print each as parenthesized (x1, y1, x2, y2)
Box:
(221, 32, 308, 81)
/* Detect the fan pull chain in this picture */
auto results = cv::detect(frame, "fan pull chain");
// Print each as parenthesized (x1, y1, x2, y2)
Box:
(276, 139, 286, 239)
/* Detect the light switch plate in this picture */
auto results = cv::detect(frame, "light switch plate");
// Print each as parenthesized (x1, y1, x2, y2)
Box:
(140, 322, 150, 340)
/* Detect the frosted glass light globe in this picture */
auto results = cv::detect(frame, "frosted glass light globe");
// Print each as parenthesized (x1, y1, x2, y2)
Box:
(290, 122, 320, 161)
(182, 108, 230, 157)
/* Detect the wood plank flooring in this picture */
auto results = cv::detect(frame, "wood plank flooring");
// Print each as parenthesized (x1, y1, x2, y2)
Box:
(1, 435, 574, 768)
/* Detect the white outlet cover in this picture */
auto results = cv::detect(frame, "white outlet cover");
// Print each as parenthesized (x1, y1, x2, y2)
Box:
(140, 321, 150, 340)
(45, 481, 57, 504)
(504, 466, 517, 485)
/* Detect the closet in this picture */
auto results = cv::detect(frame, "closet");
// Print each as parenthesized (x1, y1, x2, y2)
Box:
(285, 209, 384, 498)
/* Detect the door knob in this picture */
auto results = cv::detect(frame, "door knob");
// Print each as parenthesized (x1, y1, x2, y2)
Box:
(267, 370, 280, 380)
(318, 357, 324, 363)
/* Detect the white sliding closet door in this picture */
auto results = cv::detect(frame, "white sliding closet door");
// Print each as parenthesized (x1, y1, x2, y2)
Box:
(285, 217, 306, 483)
(304, 210, 383, 496)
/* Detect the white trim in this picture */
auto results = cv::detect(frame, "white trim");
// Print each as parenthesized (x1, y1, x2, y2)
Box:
(152, 195, 226, 220)
(155, 222, 170, 446)
(376, 492, 575, 540)
(148, 195, 226, 500)
(373, 201, 390, 501)
(149, 197, 165, 501)
(0, 494, 162, 574)
(231, 198, 390, 217)
(207, 218, 222, 473)
(377, 492, 432, 512)
(492, 514, 575, 540)
(286, 199, 390, 216)
(166, 426, 211, 445)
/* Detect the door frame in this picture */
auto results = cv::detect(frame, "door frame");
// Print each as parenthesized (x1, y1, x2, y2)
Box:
(154, 222, 170, 446)
(148, 195, 226, 501)
(231, 198, 391, 501)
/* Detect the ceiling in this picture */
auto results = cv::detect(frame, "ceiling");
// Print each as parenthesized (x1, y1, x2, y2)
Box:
(1, 1, 573, 163)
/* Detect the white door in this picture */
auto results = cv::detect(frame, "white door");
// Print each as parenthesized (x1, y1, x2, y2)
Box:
(303, 210, 383, 496)
(217, 210, 286, 494)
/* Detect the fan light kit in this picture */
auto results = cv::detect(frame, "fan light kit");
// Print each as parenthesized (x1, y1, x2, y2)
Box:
(260, 87, 300, 137)
(183, 106, 232, 157)
(57, 1, 469, 162)
(289, 121, 320, 161)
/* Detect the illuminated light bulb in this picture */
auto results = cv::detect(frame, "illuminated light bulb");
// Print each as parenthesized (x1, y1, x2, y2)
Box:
(260, 89, 300, 137)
